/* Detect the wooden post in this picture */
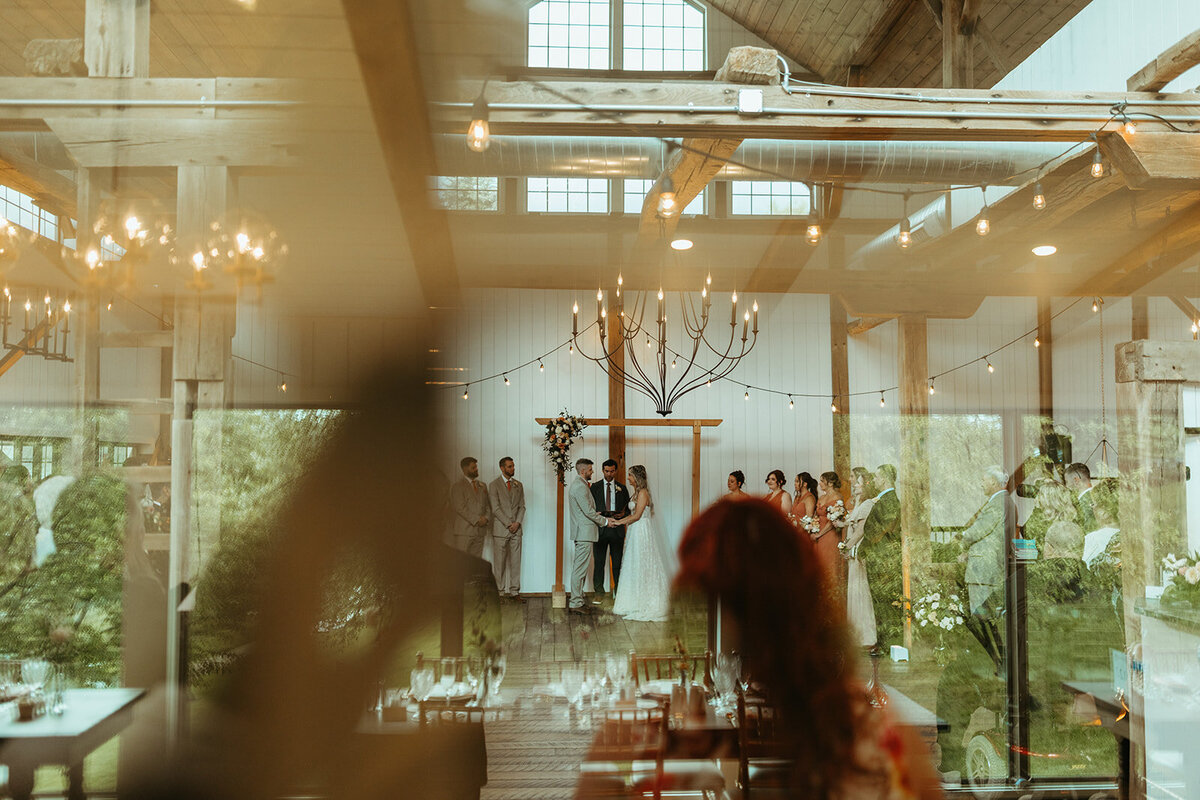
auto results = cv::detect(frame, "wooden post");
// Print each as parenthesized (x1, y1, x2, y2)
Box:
(898, 315, 930, 652)
(1036, 298, 1054, 419)
(830, 297, 851, 483)
(84, 0, 150, 78)
(691, 422, 702, 517)
(942, 0, 973, 89)
(553, 473, 566, 609)
(608, 296, 626, 472)
(1131, 295, 1149, 340)
(1115, 340, 1193, 800)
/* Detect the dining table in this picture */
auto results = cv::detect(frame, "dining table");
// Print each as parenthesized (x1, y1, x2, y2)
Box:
(0, 688, 145, 800)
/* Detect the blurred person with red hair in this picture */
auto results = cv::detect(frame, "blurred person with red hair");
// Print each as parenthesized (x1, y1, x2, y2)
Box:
(672, 499, 941, 800)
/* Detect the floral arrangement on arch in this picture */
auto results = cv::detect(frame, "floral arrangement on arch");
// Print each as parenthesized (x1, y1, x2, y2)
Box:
(907, 591, 966, 633)
(1161, 551, 1200, 608)
(543, 410, 588, 481)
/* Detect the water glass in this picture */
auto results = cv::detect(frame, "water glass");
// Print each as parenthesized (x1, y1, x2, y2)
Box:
(440, 658, 457, 694)
(713, 653, 738, 708)
(22, 659, 49, 688)
(410, 667, 435, 702)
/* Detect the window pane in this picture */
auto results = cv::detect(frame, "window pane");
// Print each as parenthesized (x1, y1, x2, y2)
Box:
(528, 0, 609, 70)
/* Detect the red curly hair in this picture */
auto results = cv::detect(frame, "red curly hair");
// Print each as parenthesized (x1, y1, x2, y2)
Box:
(673, 498, 866, 799)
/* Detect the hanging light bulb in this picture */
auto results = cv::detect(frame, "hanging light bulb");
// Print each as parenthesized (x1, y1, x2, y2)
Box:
(986, 359, 995, 374)
(1032, 182, 1046, 210)
(279, 373, 288, 393)
(462, 385, 470, 400)
(670, 358, 677, 368)
(897, 216, 912, 249)
(466, 94, 490, 152)
(787, 395, 794, 409)
(539, 360, 544, 372)
(707, 377, 712, 387)
(1192, 320, 1199, 336)
(805, 211, 821, 246)
(569, 343, 574, 354)
(1034, 336, 1041, 348)
(744, 388, 750, 401)
(657, 175, 678, 218)
(1123, 117, 1136, 136)
(1092, 298, 1100, 313)
(1091, 149, 1104, 178)
(928, 379, 935, 395)
(879, 392, 885, 408)
(503, 374, 510, 386)
(830, 398, 838, 413)
(975, 186, 990, 236)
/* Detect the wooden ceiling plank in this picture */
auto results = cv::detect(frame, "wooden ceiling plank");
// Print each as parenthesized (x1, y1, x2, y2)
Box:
(341, 0, 458, 308)
(1127, 27, 1200, 92)
(0, 144, 77, 217)
(842, 0, 913, 74)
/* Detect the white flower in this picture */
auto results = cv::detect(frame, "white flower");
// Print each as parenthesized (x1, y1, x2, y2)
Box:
(955, 616, 964, 624)
(1186, 565, 1200, 585)
(931, 601, 939, 610)
(919, 620, 927, 627)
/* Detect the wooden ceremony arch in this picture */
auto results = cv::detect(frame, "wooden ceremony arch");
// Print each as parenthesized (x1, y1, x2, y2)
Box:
(535, 417, 722, 608)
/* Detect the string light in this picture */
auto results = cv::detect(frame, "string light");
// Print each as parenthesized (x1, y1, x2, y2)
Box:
(928, 379, 935, 395)
(503, 374, 510, 386)
(1123, 116, 1136, 136)
(1034, 336, 1041, 348)
(462, 385, 470, 400)
(805, 187, 821, 245)
(1091, 146, 1104, 178)
(670, 358, 677, 368)
(657, 175, 678, 218)
(1193, 320, 1199, 338)
(466, 93, 490, 152)
(985, 358, 995, 374)
(1093, 298, 1101, 313)
(879, 392, 885, 408)
(744, 388, 750, 401)
(1032, 182, 1046, 210)
(569, 343, 574, 354)
(975, 186, 990, 236)
(897, 191, 912, 249)
(788, 395, 794, 409)
(539, 359, 544, 372)
(278, 372, 287, 393)
(831, 397, 838, 413)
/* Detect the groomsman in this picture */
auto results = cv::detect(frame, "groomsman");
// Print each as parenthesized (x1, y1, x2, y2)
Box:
(590, 458, 630, 600)
(487, 456, 526, 601)
(450, 456, 491, 557)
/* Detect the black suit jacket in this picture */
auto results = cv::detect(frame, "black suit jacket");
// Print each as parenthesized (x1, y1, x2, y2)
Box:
(591, 479, 631, 533)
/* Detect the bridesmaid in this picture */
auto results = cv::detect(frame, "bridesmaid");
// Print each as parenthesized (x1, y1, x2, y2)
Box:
(813, 471, 846, 600)
(763, 469, 792, 517)
(726, 470, 750, 500)
(793, 472, 818, 526)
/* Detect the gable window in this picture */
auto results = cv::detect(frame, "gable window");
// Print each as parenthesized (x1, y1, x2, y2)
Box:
(624, 0, 705, 71)
(729, 181, 811, 216)
(528, 0, 611, 69)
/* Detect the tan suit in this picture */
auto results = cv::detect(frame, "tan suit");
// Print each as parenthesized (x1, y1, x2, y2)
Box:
(450, 476, 491, 557)
(487, 475, 525, 595)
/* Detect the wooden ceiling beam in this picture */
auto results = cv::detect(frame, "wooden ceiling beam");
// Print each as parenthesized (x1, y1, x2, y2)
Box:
(342, 0, 459, 308)
(1071, 199, 1200, 296)
(1127, 27, 1200, 92)
(0, 145, 76, 218)
(848, 316, 892, 335)
(1100, 131, 1200, 189)
(635, 137, 742, 245)
(842, 0, 917, 78)
(1168, 295, 1200, 324)
(436, 81, 1200, 141)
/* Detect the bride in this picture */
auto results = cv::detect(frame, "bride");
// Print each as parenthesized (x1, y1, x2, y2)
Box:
(612, 465, 675, 622)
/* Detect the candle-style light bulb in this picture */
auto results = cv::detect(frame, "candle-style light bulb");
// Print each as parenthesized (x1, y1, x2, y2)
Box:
(467, 95, 490, 152)
(657, 288, 664, 301)
(572, 302, 579, 314)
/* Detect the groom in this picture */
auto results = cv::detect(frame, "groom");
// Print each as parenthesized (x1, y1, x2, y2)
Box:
(590, 458, 630, 601)
(569, 458, 615, 614)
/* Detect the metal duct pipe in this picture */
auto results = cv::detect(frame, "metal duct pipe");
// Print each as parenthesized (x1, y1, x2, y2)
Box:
(847, 193, 950, 269)
(434, 135, 1065, 185)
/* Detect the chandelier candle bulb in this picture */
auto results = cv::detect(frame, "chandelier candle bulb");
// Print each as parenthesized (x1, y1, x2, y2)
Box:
(572, 302, 578, 335)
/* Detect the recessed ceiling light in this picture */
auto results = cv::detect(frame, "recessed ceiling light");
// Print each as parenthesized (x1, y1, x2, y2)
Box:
(1032, 245, 1057, 257)
(670, 238, 693, 251)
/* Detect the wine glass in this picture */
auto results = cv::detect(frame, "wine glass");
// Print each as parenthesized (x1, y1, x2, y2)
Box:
(561, 666, 585, 708)
(713, 653, 737, 709)
(464, 656, 481, 704)
(22, 659, 49, 689)
(487, 654, 507, 704)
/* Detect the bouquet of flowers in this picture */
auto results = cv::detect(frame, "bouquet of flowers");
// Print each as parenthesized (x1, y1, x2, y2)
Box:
(826, 499, 847, 524)
(797, 515, 820, 535)
(1161, 551, 1200, 608)
(542, 410, 588, 481)
(908, 592, 966, 632)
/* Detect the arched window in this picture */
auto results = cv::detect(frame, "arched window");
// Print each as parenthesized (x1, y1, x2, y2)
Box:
(623, 0, 704, 71)
(528, 0, 611, 69)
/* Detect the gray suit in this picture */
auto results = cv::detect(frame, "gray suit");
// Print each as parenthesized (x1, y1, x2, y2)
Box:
(963, 490, 1010, 614)
(487, 475, 525, 595)
(568, 474, 608, 608)
(450, 476, 491, 557)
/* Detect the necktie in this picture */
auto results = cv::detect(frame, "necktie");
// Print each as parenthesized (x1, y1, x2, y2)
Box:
(606, 482, 612, 512)
(506, 479, 512, 491)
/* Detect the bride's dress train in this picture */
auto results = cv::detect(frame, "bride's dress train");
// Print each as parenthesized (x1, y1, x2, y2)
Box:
(612, 507, 673, 622)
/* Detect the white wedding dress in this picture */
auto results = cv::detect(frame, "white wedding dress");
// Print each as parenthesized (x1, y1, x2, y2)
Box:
(612, 493, 675, 622)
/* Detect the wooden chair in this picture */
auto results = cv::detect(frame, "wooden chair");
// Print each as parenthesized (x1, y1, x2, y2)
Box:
(735, 691, 792, 799)
(629, 650, 713, 690)
(578, 704, 668, 799)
